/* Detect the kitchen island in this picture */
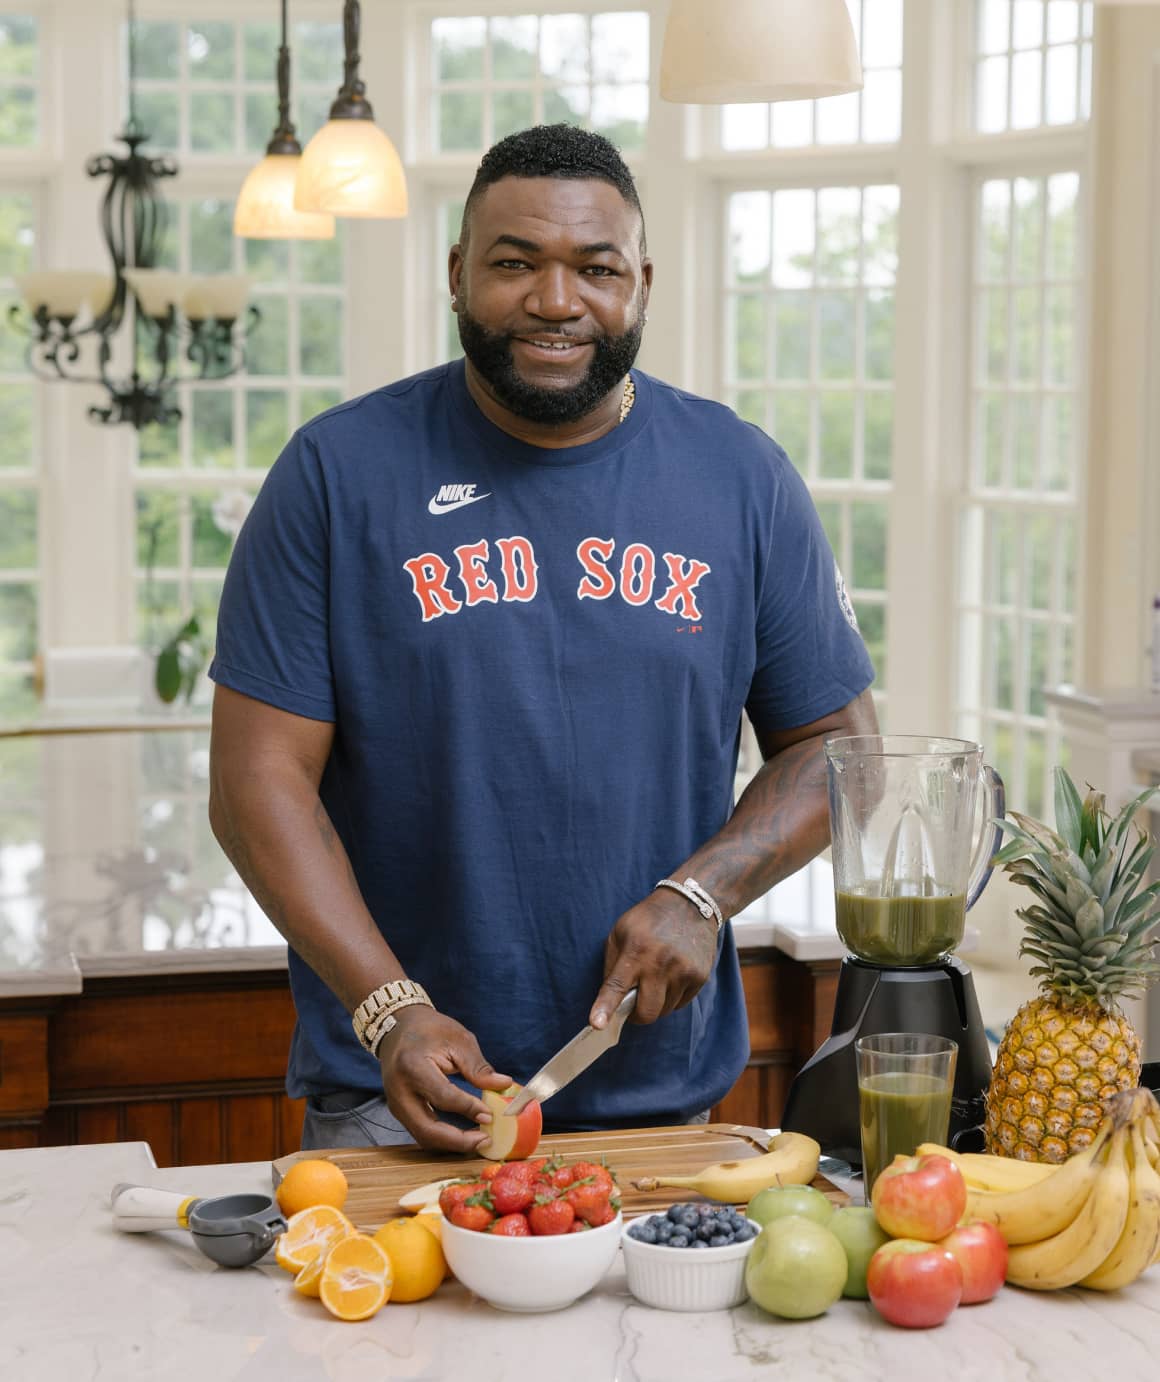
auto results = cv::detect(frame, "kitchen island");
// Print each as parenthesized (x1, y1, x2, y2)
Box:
(2, 1138, 1156, 1382)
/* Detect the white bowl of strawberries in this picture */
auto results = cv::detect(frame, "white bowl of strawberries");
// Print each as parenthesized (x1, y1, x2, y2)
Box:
(437, 1155, 622, 1313)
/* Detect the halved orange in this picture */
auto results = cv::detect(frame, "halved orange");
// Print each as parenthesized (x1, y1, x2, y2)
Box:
(275, 1204, 354, 1275)
(292, 1250, 326, 1298)
(318, 1233, 393, 1322)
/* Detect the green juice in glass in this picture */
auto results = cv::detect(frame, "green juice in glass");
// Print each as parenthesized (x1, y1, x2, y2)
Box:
(858, 1071, 954, 1194)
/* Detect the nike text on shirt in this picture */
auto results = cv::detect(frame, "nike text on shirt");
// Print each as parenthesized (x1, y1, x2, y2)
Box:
(402, 535, 713, 623)
(428, 483, 491, 514)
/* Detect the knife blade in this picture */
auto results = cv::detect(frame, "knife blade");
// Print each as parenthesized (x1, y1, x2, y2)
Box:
(502, 988, 638, 1117)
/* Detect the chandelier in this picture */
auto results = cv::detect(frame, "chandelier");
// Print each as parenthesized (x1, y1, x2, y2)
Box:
(7, 1, 258, 429)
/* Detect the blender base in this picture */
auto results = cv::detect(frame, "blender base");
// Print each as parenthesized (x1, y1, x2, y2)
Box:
(779, 954, 994, 1168)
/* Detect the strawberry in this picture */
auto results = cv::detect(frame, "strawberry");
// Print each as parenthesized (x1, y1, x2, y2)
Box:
(564, 1183, 612, 1226)
(480, 1163, 503, 1183)
(586, 1201, 617, 1227)
(491, 1168, 536, 1216)
(439, 1180, 485, 1218)
(489, 1212, 531, 1236)
(569, 1160, 615, 1193)
(569, 1220, 589, 1233)
(528, 1197, 576, 1236)
(549, 1165, 575, 1189)
(448, 1200, 496, 1232)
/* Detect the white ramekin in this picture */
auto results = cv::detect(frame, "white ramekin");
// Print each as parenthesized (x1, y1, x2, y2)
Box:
(621, 1217, 760, 1312)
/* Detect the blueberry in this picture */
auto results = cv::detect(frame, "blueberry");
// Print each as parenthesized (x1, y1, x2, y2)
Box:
(669, 1233, 690, 1248)
(639, 1224, 659, 1244)
(709, 1233, 731, 1247)
(627, 1224, 642, 1239)
(667, 1204, 686, 1223)
(655, 1220, 673, 1241)
(735, 1223, 756, 1241)
(680, 1210, 700, 1230)
(690, 1238, 709, 1249)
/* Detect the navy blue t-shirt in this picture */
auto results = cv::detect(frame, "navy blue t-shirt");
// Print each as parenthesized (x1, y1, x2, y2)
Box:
(210, 360, 874, 1126)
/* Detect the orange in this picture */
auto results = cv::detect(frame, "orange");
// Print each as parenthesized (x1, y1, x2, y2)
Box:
(275, 1158, 349, 1217)
(275, 1204, 354, 1275)
(292, 1250, 326, 1298)
(415, 1205, 444, 1244)
(318, 1233, 393, 1322)
(373, 1216, 447, 1302)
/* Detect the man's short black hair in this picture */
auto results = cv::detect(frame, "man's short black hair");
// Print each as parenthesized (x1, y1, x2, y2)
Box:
(460, 123, 645, 251)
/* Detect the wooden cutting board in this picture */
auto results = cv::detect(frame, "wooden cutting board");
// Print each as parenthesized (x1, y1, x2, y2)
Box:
(272, 1124, 848, 1232)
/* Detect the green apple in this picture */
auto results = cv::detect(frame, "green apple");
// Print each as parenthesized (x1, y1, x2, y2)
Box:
(746, 1183, 835, 1229)
(827, 1205, 891, 1299)
(745, 1216, 848, 1320)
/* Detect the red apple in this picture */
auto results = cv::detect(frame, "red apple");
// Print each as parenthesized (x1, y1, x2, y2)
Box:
(871, 1153, 967, 1242)
(476, 1084, 543, 1162)
(937, 1219, 1008, 1304)
(866, 1239, 963, 1329)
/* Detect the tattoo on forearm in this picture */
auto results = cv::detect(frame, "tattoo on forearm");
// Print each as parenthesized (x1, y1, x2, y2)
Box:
(697, 735, 830, 915)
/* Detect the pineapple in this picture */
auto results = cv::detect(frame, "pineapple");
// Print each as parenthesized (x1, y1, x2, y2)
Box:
(984, 767, 1160, 1162)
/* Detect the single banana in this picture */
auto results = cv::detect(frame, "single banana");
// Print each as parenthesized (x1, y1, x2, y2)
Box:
(632, 1130, 820, 1202)
(1079, 1121, 1160, 1291)
(963, 1119, 1112, 1245)
(1006, 1124, 1132, 1291)
(916, 1143, 1059, 1193)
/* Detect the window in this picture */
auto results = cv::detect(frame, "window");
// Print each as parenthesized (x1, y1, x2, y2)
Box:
(956, 171, 1083, 816)
(719, 0, 903, 151)
(427, 10, 649, 155)
(130, 16, 341, 157)
(0, 14, 37, 148)
(0, 39, 38, 714)
(435, 194, 466, 362)
(973, 0, 1093, 133)
(721, 184, 897, 708)
(134, 197, 347, 663)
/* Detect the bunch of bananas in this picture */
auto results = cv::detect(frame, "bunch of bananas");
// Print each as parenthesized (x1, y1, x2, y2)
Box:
(921, 1087, 1160, 1291)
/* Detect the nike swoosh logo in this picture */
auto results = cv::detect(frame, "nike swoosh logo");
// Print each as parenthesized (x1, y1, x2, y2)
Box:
(428, 492, 491, 514)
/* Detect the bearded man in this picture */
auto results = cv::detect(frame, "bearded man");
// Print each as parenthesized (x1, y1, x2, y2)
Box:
(208, 124, 877, 1152)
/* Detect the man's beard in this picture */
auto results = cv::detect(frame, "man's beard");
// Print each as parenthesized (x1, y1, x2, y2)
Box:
(456, 305, 644, 426)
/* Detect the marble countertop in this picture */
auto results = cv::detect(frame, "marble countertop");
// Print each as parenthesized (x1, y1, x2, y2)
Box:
(0, 728, 875, 1000)
(2, 1139, 1157, 1382)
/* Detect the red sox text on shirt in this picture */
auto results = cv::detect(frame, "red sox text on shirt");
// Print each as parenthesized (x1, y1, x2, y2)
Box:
(403, 536, 712, 624)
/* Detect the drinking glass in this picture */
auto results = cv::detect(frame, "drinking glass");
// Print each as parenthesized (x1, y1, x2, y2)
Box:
(856, 1032, 958, 1196)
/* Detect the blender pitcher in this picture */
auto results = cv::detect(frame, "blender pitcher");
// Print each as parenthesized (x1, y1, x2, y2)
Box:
(825, 735, 1006, 966)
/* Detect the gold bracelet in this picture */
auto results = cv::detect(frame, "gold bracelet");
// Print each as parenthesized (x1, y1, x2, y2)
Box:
(351, 979, 433, 1056)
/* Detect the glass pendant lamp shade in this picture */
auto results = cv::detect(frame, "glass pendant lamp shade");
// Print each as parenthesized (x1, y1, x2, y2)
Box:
(660, 0, 863, 103)
(234, 152, 334, 239)
(293, 117, 407, 218)
(293, 0, 408, 220)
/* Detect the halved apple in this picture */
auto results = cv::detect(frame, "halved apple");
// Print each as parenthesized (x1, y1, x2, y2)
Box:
(476, 1083, 543, 1162)
(398, 1177, 460, 1213)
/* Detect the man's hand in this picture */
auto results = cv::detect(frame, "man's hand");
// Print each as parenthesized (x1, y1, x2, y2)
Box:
(377, 1005, 513, 1153)
(589, 890, 717, 1029)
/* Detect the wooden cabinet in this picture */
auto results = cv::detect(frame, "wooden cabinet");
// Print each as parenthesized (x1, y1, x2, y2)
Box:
(0, 950, 839, 1165)
(0, 973, 304, 1164)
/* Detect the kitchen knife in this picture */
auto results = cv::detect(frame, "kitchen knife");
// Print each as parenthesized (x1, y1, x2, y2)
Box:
(502, 988, 638, 1117)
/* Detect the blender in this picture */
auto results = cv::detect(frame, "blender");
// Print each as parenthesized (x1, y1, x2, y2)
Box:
(781, 735, 1005, 1167)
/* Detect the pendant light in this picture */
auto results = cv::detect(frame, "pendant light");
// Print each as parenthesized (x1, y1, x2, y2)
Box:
(234, 0, 334, 239)
(660, 0, 863, 104)
(294, 0, 407, 219)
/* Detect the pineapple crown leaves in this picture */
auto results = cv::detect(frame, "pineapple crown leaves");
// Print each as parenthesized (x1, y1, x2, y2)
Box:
(990, 766, 1160, 1006)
